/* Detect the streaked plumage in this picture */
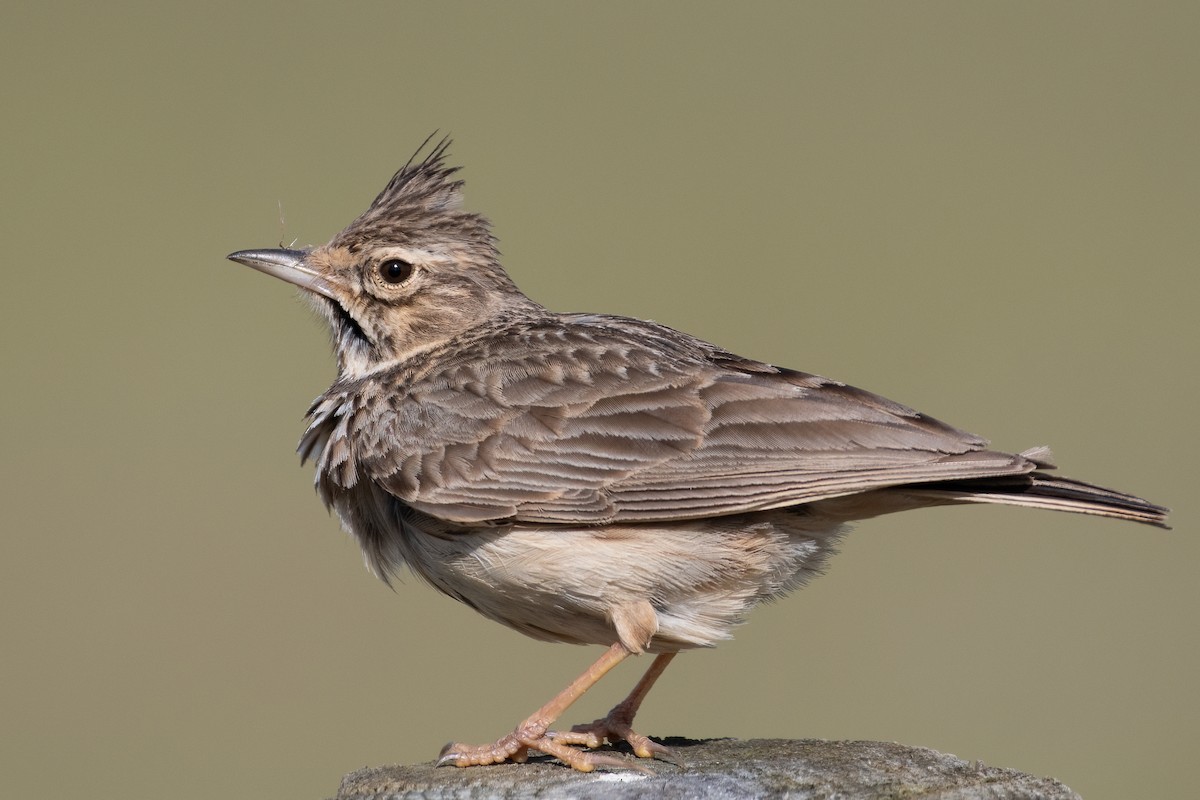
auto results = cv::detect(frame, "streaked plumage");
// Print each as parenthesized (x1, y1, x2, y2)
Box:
(226, 138, 1168, 770)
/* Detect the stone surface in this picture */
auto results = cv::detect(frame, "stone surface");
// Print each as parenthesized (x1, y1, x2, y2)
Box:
(333, 738, 1082, 799)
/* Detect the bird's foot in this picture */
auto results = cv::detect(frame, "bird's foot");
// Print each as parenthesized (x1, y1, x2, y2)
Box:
(438, 722, 641, 772)
(548, 707, 674, 762)
(437, 642, 651, 772)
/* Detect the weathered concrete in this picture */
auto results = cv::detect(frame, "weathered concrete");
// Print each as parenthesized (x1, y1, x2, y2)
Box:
(333, 737, 1081, 799)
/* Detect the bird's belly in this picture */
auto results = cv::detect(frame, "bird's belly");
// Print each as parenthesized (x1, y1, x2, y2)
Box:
(341, 487, 846, 652)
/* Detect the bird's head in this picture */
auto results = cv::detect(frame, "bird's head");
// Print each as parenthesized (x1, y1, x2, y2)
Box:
(228, 138, 538, 378)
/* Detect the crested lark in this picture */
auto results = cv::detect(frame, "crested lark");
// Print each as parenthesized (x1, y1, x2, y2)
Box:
(227, 138, 1168, 772)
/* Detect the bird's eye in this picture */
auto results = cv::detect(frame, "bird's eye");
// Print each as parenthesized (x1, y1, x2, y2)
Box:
(378, 259, 413, 284)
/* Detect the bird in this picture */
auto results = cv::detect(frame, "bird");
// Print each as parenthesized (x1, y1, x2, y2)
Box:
(225, 136, 1168, 772)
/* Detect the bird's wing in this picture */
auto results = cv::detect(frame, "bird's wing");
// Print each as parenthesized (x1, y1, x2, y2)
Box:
(340, 315, 1034, 524)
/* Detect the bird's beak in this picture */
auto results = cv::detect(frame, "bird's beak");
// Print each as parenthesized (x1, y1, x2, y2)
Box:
(226, 248, 341, 301)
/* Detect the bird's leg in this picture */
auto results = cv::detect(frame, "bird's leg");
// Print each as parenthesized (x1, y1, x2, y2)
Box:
(438, 641, 640, 771)
(550, 652, 676, 760)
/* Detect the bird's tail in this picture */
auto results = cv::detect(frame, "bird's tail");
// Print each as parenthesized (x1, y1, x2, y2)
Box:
(903, 472, 1170, 529)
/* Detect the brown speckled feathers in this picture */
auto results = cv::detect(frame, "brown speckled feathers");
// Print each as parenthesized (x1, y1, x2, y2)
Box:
(301, 312, 1053, 527)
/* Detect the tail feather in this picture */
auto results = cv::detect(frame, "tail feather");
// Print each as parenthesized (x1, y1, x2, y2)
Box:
(906, 472, 1170, 529)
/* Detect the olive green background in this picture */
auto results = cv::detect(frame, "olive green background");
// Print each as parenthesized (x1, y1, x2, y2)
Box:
(2, 3, 1195, 798)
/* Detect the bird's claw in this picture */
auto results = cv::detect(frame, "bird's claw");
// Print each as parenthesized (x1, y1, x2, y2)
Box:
(438, 726, 648, 772)
(549, 713, 675, 762)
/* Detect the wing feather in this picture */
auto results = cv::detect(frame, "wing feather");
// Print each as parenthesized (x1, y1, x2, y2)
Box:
(331, 314, 1034, 524)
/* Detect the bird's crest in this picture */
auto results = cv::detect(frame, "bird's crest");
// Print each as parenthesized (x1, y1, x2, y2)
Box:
(332, 133, 491, 252)
(369, 133, 463, 214)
